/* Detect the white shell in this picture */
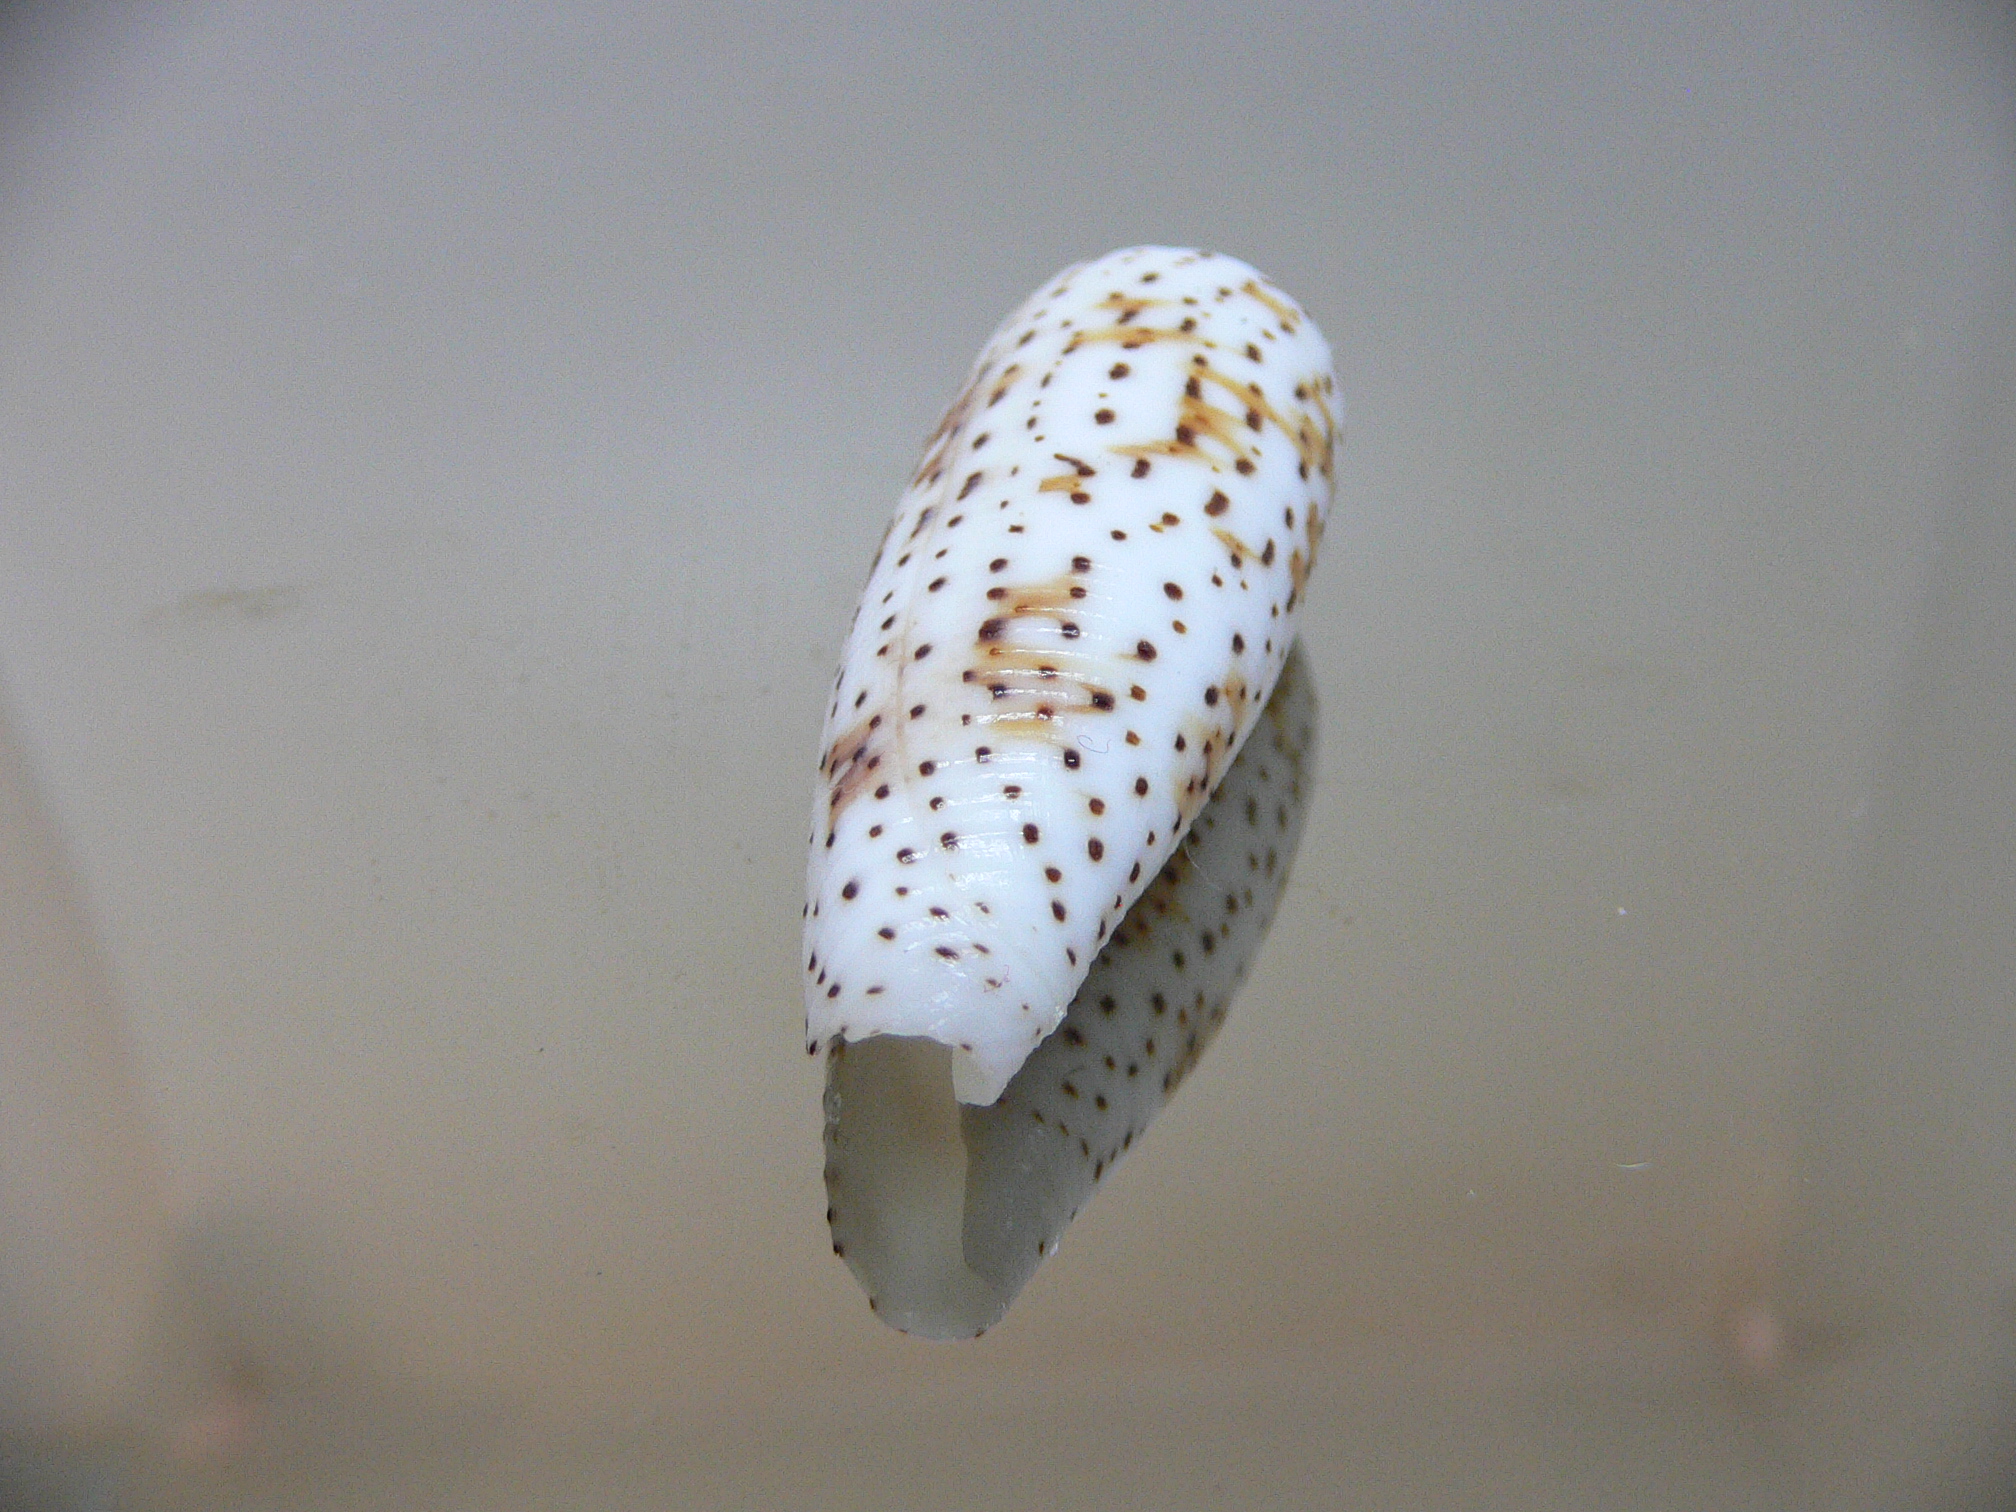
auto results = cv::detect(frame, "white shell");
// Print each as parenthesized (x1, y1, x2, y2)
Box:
(805, 245, 1338, 1104)
(823, 644, 1319, 1337)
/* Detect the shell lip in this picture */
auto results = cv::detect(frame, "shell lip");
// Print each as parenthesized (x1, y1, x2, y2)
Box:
(805, 916, 1070, 1107)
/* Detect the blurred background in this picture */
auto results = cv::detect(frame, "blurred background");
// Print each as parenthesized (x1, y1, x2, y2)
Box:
(1, 2, 2012, 1506)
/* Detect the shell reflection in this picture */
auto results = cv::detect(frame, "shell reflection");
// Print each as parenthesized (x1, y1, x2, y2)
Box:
(824, 644, 1318, 1337)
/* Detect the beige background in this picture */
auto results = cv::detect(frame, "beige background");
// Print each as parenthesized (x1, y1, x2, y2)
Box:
(2, 2, 2014, 1506)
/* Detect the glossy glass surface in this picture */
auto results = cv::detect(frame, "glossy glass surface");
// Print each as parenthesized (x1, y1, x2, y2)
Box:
(2, 3, 2012, 1506)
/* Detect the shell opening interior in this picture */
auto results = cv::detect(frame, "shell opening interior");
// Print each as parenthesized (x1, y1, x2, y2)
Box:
(823, 1035, 1006, 1339)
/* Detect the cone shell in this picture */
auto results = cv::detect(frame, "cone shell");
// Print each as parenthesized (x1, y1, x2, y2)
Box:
(805, 245, 1338, 1104)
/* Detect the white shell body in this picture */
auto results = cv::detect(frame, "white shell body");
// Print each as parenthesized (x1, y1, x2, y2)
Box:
(823, 644, 1318, 1337)
(805, 245, 1337, 1104)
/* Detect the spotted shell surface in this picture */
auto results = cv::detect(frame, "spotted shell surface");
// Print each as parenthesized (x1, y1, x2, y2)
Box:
(805, 245, 1338, 1105)
(823, 644, 1319, 1338)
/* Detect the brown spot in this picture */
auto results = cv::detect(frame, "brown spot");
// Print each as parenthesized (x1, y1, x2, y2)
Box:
(1023, 823, 1040, 843)
(1088, 838, 1105, 860)
(1136, 640, 1157, 661)
(1204, 490, 1230, 516)
(1163, 581, 1183, 599)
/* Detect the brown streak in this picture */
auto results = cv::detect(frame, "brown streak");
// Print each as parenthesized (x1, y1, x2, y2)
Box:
(1211, 525, 1257, 562)
(1193, 362, 1333, 479)
(1063, 322, 1191, 353)
(912, 360, 987, 487)
(1240, 278, 1301, 331)
(1096, 290, 1163, 324)
(964, 575, 1120, 738)
(821, 711, 889, 826)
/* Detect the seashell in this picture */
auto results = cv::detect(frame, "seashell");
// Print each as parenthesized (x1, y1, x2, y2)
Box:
(804, 245, 1338, 1107)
